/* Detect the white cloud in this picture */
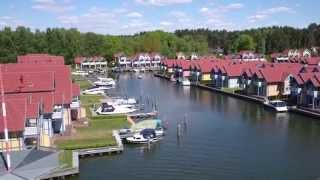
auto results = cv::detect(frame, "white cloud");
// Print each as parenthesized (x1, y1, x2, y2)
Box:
(127, 12, 143, 18)
(160, 21, 173, 26)
(248, 6, 295, 23)
(32, 0, 75, 13)
(58, 7, 153, 34)
(200, 3, 244, 18)
(200, 7, 209, 13)
(199, 3, 243, 30)
(58, 7, 118, 33)
(169, 11, 187, 18)
(0, 16, 27, 29)
(135, 0, 192, 6)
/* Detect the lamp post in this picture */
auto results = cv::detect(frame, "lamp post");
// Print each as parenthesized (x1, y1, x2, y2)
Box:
(0, 64, 11, 171)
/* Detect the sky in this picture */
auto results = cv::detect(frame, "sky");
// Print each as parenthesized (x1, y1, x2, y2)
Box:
(0, 0, 319, 35)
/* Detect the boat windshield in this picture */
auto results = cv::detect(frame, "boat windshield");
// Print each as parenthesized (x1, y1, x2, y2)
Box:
(272, 101, 286, 107)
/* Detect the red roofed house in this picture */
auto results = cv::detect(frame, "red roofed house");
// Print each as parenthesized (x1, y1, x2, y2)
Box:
(174, 60, 191, 82)
(0, 54, 79, 149)
(248, 64, 302, 98)
(291, 72, 320, 109)
(17, 54, 65, 65)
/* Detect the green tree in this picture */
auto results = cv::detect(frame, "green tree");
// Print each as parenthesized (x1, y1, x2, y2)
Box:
(233, 34, 256, 52)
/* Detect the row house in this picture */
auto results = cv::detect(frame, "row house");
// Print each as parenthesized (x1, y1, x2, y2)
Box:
(290, 67, 320, 109)
(241, 64, 302, 98)
(272, 49, 315, 62)
(231, 51, 266, 62)
(173, 60, 192, 82)
(131, 53, 162, 67)
(74, 56, 107, 70)
(0, 54, 81, 151)
(115, 53, 131, 67)
(116, 53, 162, 68)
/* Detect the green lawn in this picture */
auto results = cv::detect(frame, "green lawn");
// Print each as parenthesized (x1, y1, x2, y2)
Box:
(56, 94, 128, 150)
(72, 75, 92, 90)
(80, 94, 103, 118)
(56, 116, 128, 150)
(59, 150, 73, 168)
(221, 87, 242, 93)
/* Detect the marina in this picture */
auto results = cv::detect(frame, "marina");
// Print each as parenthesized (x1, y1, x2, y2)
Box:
(67, 73, 320, 180)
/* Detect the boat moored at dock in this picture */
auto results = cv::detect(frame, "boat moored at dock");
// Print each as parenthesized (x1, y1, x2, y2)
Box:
(96, 103, 138, 115)
(264, 100, 288, 112)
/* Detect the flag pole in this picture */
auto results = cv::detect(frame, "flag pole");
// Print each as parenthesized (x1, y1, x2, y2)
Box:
(0, 64, 11, 171)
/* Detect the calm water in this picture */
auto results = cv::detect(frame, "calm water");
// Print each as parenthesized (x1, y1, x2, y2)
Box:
(71, 73, 320, 180)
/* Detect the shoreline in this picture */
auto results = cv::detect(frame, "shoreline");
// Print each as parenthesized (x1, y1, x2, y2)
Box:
(154, 73, 320, 120)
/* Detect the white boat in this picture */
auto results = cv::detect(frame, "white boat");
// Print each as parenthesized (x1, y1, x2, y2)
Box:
(105, 98, 137, 108)
(264, 100, 288, 112)
(155, 127, 165, 137)
(134, 68, 139, 72)
(82, 86, 110, 95)
(96, 103, 137, 115)
(94, 77, 116, 87)
(181, 79, 191, 86)
(126, 129, 158, 144)
(72, 70, 88, 76)
(138, 74, 143, 79)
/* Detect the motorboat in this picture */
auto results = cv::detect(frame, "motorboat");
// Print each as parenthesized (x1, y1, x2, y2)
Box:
(96, 103, 137, 115)
(82, 86, 110, 95)
(126, 129, 158, 144)
(94, 77, 116, 87)
(105, 98, 138, 108)
(264, 100, 288, 112)
(181, 79, 191, 86)
(133, 68, 140, 73)
(138, 74, 143, 79)
(72, 70, 88, 76)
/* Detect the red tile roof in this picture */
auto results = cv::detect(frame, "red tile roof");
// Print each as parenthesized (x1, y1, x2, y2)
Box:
(18, 54, 64, 65)
(72, 84, 80, 97)
(0, 98, 26, 132)
(2, 64, 73, 104)
(3, 71, 54, 94)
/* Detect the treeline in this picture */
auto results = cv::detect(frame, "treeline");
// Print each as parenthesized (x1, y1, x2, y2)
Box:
(176, 23, 320, 54)
(0, 23, 319, 64)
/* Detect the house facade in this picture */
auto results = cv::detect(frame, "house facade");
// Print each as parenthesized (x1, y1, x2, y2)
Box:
(74, 56, 107, 70)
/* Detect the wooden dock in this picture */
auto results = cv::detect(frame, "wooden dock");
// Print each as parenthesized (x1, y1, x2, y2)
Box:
(78, 130, 123, 157)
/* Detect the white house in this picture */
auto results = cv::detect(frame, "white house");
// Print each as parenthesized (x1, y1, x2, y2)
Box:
(75, 56, 107, 70)
(190, 52, 199, 60)
(176, 52, 186, 60)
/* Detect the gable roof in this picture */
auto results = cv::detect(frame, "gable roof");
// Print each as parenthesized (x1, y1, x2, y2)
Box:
(3, 71, 55, 94)
(0, 98, 26, 133)
(18, 54, 64, 65)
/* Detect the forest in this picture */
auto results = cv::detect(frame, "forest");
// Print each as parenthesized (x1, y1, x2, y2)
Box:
(0, 23, 319, 64)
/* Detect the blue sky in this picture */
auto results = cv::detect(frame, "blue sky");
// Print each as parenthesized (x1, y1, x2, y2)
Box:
(0, 0, 319, 35)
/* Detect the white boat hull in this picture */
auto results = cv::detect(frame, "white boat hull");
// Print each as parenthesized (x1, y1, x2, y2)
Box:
(96, 106, 137, 115)
(182, 80, 191, 86)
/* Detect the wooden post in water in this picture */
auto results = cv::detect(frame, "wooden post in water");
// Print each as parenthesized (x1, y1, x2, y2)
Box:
(183, 113, 188, 130)
(147, 138, 151, 149)
(177, 123, 182, 137)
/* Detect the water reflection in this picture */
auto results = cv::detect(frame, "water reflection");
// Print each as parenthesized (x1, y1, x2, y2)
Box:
(72, 73, 320, 180)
